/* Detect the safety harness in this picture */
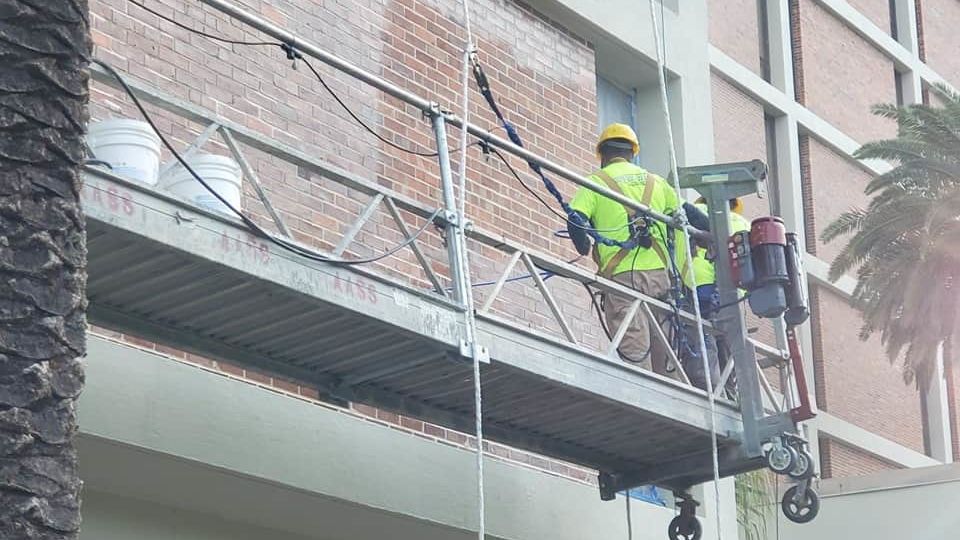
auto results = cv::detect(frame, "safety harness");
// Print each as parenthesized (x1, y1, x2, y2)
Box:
(470, 57, 653, 258)
(589, 168, 666, 278)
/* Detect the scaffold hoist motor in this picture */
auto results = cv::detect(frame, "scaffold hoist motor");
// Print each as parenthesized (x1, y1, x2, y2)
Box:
(650, 159, 822, 538)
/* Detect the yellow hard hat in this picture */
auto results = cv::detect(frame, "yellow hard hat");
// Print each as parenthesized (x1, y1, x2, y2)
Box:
(694, 196, 744, 214)
(596, 123, 639, 157)
(730, 197, 744, 215)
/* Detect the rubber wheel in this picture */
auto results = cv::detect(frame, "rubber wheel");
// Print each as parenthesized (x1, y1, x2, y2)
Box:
(788, 448, 815, 480)
(766, 445, 798, 474)
(782, 485, 820, 524)
(668, 515, 703, 540)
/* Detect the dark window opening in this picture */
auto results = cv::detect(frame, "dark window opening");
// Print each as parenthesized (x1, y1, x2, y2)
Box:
(889, 0, 899, 39)
(757, 0, 772, 82)
(763, 113, 781, 216)
(894, 71, 905, 106)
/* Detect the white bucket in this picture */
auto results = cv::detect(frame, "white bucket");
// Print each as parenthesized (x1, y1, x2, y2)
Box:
(87, 118, 162, 185)
(163, 153, 242, 215)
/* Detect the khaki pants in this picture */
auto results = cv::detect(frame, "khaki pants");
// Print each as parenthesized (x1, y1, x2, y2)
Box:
(604, 269, 680, 379)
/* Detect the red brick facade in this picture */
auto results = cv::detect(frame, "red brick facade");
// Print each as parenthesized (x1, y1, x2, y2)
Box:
(753, 0, 933, 478)
(707, 0, 762, 76)
(799, 0, 898, 144)
(819, 436, 900, 479)
(920, 0, 960, 87)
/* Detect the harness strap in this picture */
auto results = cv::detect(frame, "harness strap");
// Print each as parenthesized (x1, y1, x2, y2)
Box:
(591, 170, 667, 278)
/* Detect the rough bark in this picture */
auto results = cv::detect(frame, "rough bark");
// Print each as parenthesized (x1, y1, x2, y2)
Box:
(0, 1, 90, 538)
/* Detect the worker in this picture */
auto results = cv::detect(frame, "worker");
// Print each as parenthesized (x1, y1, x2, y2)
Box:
(691, 196, 750, 316)
(684, 196, 751, 391)
(566, 123, 702, 377)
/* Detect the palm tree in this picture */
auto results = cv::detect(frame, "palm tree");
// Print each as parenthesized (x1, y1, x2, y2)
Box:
(823, 84, 960, 388)
(736, 470, 774, 540)
(0, 1, 89, 538)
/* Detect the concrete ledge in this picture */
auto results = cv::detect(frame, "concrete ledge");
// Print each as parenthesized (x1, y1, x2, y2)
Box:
(79, 334, 720, 540)
(816, 413, 939, 469)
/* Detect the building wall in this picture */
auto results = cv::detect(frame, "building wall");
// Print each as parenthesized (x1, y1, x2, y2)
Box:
(799, 0, 898, 144)
(921, 0, 960, 87)
(89, 0, 604, 350)
(707, 0, 762, 77)
(815, 289, 924, 454)
(847, 0, 893, 33)
(819, 436, 900, 479)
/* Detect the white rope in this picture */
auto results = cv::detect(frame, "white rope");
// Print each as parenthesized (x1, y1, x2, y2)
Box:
(454, 1, 485, 539)
(645, 1, 724, 538)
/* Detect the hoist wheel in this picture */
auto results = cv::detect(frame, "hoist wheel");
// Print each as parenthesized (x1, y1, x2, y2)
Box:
(667, 515, 702, 540)
(765, 444, 798, 474)
(788, 448, 815, 480)
(781, 485, 820, 524)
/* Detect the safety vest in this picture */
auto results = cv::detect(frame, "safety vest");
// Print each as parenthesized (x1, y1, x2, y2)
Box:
(568, 160, 680, 278)
(692, 203, 751, 287)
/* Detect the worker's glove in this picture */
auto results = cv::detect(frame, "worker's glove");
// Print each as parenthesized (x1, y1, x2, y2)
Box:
(566, 211, 592, 256)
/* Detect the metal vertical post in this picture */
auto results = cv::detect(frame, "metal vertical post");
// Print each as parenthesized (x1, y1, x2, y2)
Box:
(709, 197, 765, 457)
(431, 112, 486, 363)
(431, 112, 469, 305)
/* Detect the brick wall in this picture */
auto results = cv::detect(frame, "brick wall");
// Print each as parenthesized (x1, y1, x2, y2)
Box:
(806, 138, 873, 263)
(799, 0, 897, 143)
(819, 436, 899, 479)
(707, 0, 763, 77)
(847, 0, 893, 34)
(801, 131, 925, 457)
(815, 288, 925, 453)
(89, 0, 608, 354)
(920, 0, 960, 87)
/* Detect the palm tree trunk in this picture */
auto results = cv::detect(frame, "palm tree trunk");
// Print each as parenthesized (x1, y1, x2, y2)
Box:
(0, 1, 90, 538)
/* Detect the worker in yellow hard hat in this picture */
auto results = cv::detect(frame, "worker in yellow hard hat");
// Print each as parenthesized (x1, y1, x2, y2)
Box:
(683, 196, 751, 391)
(566, 123, 692, 378)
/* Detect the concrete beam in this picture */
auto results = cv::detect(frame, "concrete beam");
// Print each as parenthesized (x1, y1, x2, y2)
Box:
(805, 254, 856, 298)
(817, 412, 940, 468)
(708, 46, 891, 176)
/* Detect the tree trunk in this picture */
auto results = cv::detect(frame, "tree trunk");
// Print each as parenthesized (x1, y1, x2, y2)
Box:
(0, 1, 89, 538)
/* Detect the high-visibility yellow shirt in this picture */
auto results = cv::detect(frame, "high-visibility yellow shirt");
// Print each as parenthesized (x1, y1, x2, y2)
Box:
(692, 202, 751, 286)
(569, 160, 680, 276)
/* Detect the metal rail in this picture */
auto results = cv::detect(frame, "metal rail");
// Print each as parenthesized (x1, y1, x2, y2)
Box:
(197, 0, 693, 233)
(88, 62, 789, 382)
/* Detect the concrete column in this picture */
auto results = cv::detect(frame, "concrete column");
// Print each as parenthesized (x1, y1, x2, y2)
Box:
(766, 0, 797, 99)
(924, 345, 954, 463)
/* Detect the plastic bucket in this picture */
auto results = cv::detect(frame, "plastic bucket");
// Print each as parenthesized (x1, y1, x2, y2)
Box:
(87, 118, 162, 185)
(163, 153, 242, 215)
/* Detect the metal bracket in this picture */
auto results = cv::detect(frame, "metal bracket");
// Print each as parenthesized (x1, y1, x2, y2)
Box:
(459, 339, 490, 363)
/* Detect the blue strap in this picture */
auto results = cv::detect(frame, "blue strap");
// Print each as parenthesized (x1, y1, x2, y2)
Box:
(471, 58, 636, 250)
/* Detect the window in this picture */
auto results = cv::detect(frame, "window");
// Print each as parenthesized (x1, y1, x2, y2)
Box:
(757, 0, 772, 83)
(764, 113, 782, 215)
(889, 0, 899, 39)
(894, 70, 905, 106)
(596, 75, 637, 160)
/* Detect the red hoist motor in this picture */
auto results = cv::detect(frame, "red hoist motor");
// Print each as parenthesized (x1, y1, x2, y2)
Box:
(729, 217, 809, 325)
(729, 216, 815, 423)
